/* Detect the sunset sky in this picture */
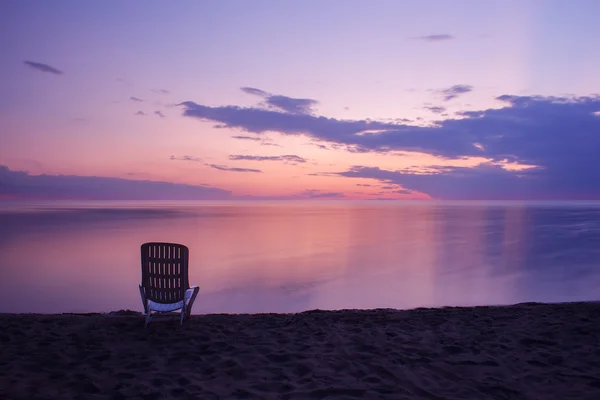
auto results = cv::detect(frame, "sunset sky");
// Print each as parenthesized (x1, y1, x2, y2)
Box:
(2, 0, 600, 200)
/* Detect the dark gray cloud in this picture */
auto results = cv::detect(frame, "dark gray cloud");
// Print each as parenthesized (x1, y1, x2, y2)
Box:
(228, 154, 307, 164)
(306, 143, 329, 150)
(425, 105, 447, 114)
(152, 89, 170, 94)
(155, 111, 165, 118)
(231, 135, 261, 141)
(415, 34, 455, 42)
(356, 184, 372, 187)
(181, 93, 600, 199)
(206, 164, 262, 173)
(180, 101, 397, 145)
(241, 87, 269, 97)
(336, 164, 548, 200)
(261, 142, 282, 147)
(170, 155, 202, 162)
(23, 61, 63, 75)
(306, 172, 332, 177)
(438, 85, 473, 101)
(130, 97, 144, 102)
(300, 189, 344, 198)
(0, 165, 230, 200)
(230, 134, 281, 147)
(134, 111, 146, 116)
(266, 95, 318, 114)
(241, 87, 318, 114)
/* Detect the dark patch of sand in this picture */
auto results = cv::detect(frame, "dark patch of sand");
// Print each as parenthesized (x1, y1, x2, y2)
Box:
(2, 302, 600, 399)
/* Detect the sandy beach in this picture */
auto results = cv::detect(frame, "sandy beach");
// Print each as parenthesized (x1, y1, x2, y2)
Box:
(1, 302, 600, 399)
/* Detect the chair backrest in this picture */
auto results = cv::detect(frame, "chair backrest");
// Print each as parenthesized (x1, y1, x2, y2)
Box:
(140, 242, 190, 304)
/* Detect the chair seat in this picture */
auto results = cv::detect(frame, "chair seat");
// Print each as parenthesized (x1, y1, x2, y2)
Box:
(147, 287, 197, 312)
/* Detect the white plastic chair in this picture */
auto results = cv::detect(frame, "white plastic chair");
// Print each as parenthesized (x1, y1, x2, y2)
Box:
(139, 242, 200, 327)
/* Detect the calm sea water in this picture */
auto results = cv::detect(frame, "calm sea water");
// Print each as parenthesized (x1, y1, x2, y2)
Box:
(1, 200, 600, 314)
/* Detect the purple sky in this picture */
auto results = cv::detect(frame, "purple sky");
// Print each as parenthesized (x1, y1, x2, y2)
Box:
(2, 0, 600, 200)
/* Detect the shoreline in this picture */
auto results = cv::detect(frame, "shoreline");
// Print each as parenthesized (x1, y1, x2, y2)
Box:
(2, 301, 600, 399)
(4, 299, 600, 317)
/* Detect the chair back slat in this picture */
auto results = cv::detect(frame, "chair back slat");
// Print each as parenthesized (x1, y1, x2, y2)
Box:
(141, 242, 189, 303)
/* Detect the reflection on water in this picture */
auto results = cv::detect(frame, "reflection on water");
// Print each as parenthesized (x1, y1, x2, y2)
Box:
(1, 201, 600, 314)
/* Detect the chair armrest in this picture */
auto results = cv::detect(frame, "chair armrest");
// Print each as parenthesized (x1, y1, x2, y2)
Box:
(184, 286, 200, 318)
(185, 286, 200, 298)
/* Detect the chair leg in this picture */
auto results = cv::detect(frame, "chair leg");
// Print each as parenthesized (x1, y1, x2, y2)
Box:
(145, 311, 151, 328)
